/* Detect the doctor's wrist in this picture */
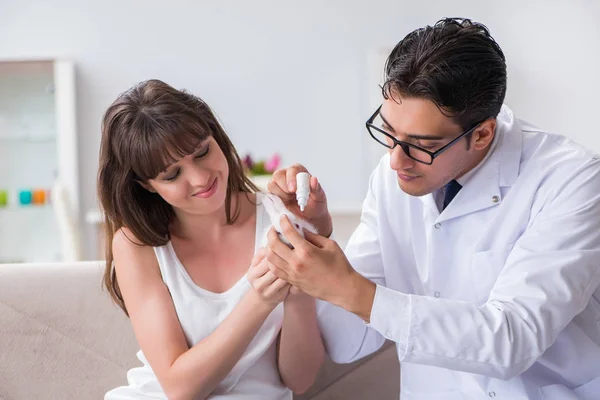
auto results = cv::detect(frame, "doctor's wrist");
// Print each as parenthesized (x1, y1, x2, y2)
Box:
(311, 214, 333, 238)
(339, 271, 376, 323)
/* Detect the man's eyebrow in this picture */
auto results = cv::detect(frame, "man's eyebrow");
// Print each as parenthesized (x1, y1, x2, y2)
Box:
(380, 112, 445, 140)
(379, 112, 396, 133)
(406, 134, 445, 140)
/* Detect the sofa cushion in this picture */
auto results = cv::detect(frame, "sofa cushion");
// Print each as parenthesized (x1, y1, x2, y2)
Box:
(0, 262, 138, 399)
(0, 262, 399, 399)
(296, 342, 399, 400)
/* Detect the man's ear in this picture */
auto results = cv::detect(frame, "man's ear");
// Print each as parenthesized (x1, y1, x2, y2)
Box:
(471, 119, 496, 151)
(137, 180, 157, 193)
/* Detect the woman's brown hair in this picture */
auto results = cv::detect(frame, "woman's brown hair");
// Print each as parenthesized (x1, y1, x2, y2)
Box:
(98, 79, 258, 314)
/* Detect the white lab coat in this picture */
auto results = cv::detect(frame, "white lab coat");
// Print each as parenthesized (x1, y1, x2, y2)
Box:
(317, 106, 600, 399)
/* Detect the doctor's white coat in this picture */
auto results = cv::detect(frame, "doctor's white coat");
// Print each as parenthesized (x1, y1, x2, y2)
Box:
(318, 106, 600, 399)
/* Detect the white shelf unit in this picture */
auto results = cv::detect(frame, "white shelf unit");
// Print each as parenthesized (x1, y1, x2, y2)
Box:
(0, 59, 81, 263)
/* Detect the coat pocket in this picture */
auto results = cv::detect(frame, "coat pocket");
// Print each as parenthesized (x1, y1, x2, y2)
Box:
(470, 246, 512, 305)
(540, 375, 600, 400)
(574, 375, 600, 399)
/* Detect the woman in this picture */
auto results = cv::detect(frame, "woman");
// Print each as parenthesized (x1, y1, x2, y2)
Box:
(98, 79, 324, 399)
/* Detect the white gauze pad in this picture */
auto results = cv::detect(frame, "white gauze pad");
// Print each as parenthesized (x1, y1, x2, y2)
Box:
(261, 193, 318, 247)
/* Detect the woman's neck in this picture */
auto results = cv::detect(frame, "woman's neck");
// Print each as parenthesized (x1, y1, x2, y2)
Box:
(170, 192, 255, 244)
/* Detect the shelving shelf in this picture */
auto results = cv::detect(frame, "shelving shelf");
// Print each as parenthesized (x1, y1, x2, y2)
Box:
(0, 59, 80, 263)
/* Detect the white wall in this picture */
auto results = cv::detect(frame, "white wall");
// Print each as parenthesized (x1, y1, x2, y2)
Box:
(1, 0, 599, 259)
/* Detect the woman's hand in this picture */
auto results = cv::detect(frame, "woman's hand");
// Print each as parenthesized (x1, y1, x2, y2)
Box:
(248, 249, 291, 308)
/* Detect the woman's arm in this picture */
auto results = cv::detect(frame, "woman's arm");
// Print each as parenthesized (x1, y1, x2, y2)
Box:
(277, 289, 325, 394)
(114, 229, 289, 400)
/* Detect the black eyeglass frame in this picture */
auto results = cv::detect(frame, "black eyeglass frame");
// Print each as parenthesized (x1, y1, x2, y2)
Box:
(366, 105, 484, 165)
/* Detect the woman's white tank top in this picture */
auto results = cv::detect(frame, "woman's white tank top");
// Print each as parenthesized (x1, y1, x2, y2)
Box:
(105, 193, 291, 399)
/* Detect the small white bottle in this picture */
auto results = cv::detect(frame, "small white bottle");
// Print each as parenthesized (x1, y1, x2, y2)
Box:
(296, 172, 310, 212)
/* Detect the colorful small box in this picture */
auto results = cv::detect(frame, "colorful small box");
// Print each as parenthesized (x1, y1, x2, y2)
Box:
(0, 190, 7, 207)
(32, 189, 46, 205)
(19, 190, 32, 205)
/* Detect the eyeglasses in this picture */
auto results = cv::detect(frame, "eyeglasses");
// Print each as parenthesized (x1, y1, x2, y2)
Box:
(366, 105, 482, 165)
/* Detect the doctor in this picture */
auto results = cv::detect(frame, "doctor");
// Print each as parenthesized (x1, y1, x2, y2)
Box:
(258, 17, 600, 399)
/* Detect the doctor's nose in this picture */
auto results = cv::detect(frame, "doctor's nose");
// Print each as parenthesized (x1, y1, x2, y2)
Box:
(389, 145, 415, 171)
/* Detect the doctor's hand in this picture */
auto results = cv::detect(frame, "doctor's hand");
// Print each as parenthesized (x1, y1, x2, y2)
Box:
(265, 215, 372, 312)
(267, 164, 333, 237)
(248, 248, 291, 308)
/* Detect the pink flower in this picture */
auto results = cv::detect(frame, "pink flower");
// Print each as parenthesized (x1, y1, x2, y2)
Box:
(265, 153, 281, 173)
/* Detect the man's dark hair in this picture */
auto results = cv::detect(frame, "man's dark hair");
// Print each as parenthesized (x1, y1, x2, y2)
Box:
(383, 17, 507, 130)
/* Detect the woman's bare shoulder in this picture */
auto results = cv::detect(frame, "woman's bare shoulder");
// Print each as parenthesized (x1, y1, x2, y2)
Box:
(112, 227, 158, 274)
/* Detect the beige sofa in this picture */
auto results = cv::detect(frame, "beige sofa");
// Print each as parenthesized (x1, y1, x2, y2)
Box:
(0, 261, 399, 399)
